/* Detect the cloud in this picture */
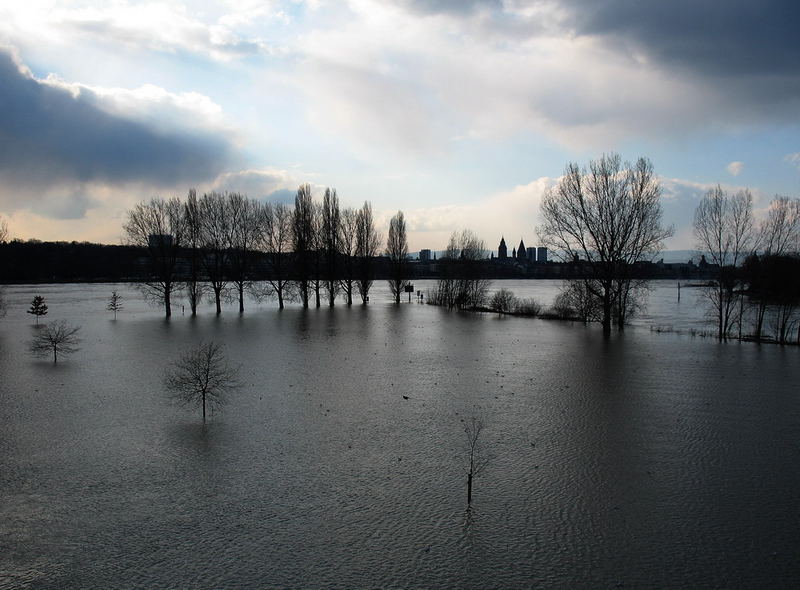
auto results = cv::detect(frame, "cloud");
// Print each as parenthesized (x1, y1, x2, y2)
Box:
(286, 0, 800, 155)
(726, 161, 744, 176)
(207, 168, 296, 199)
(784, 153, 800, 170)
(1, 2, 285, 62)
(0, 46, 234, 217)
(393, 177, 554, 251)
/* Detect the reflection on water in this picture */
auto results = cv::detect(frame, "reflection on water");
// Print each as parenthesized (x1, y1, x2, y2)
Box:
(0, 282, 799, 588)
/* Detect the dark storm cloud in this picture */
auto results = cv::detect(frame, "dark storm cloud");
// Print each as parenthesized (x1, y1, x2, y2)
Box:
(0, 48, 233, 194)
(567, 0, 800, 78)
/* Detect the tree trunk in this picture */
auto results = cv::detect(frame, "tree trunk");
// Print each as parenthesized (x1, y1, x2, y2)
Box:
(239, 285, 245, 313)
(202, 391, 206, 422)
(215, 289, 222, 314)
(278, 291, 284, 310)
(467, 472, 473, 506)
(602, 291, 612, 338)
(165, 287, 172, 318)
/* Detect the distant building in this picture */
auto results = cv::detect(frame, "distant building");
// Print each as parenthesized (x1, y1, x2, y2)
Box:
(498, 237, 508, 259)
(419, 249, 431, 262)
(537, 246, 548, 263)
(517, 239, 527, 261)
(527, 247, 537, 261)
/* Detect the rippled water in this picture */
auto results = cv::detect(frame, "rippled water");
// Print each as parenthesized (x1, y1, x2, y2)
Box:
(1, 282, 799, 588)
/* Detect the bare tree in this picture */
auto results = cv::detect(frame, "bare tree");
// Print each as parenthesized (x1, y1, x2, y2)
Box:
(356, 201, 380, 304)
(259, 202, 294, 309)
(198, 192, 231, 314)
(183, 189, 207, 316)
(165, 340, 239, 422)
(463, 417, 489, 508)
(538, 154, 673, 337)
(30, 320, 81, 363)
(430, 229, 490, 309)
(338, 207, 358, 305)
(124, 197, 185, 317)
(749, 197, 800, 340)
(311, 203, 324, 308)
(0, 214, 8, 243)
(693, 186, 756, 340)
(107, 290, 123, 319)
(27, 295, 48, 324)
(553, 280, 603, 323)
(322, 188, 341, 307)
(386, 210, 409, 304)
(489, 288, 518, 314)
(292, 184, 316, 308)
(227, 193, 262, 313)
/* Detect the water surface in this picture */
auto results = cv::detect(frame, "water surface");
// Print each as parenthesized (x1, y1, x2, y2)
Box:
(1, 282, 798, 588)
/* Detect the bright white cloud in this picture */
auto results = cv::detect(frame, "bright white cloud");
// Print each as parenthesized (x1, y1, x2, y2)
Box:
(726, 161, 744, 176)
(387, 177, 554, 251)
(0, 1, 285, 61)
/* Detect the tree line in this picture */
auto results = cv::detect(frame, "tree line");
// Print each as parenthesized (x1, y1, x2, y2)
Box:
(536, 153, 800, 342)
(124, 186, 412, 316)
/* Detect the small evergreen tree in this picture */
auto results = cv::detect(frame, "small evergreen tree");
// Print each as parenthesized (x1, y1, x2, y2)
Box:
(107, 291, 123, 319)
(27, 296, 48, 324)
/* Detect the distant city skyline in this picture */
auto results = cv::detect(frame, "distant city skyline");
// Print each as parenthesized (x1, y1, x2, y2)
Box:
(0, 1, 797, 251)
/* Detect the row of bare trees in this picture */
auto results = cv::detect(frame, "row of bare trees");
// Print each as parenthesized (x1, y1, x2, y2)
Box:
(124, 185, 383, 316)
(694, 189, 800, 341)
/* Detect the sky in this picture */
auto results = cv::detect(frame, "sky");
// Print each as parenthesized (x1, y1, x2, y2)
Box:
(0, 0, 798, 252)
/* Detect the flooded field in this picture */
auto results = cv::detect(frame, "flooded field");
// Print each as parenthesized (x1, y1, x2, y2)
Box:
(1, 282, 798, 588)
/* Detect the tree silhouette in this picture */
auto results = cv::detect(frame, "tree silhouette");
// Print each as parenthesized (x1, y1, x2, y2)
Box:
(463, 417, 489, 508)
(693, 186, 756, 340)
(30, 320, 81, 363)
(539, 154, 672, 337)
(27, 295, 48, 324)
(107, 290, 123, 319)
(386, 210, 409, 304)
(165, 341, 239, 422)
(124, 197, 185, 317)
(355, 201, 380, 304)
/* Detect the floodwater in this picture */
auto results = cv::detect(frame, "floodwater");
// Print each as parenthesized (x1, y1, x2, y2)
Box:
(1, 281, 798, 588)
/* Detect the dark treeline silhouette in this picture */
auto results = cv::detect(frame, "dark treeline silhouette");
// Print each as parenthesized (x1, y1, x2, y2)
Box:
(121, 186, 388, 316)
(0, 240, 143, 282)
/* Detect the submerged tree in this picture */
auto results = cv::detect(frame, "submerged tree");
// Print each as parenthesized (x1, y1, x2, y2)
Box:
(538, 154, 672, 337)
(124, 197, 185, 317)
(321, 188, 341, 306)
(183, 189, 207, 316)
(431, 229, 490, 310)
(165, 340, 239, 422)
(259, 202, 294, 309)
(355, 201, 380, 304)
(27, 295, 48, 324)
(463, 417, 489, 508)
(292, 184, 316, 308)
(30, 320, 81, 363)
(338, 206, 358, 305)
(386, 210, 409, 304)
(227, 192, 261, 314)
(489, 288, 518, 314)
(693, 186, 756, 340)
(198, 191, 231, 315)
(748, 196, 800, 340)
(107, 290, 123, 319)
